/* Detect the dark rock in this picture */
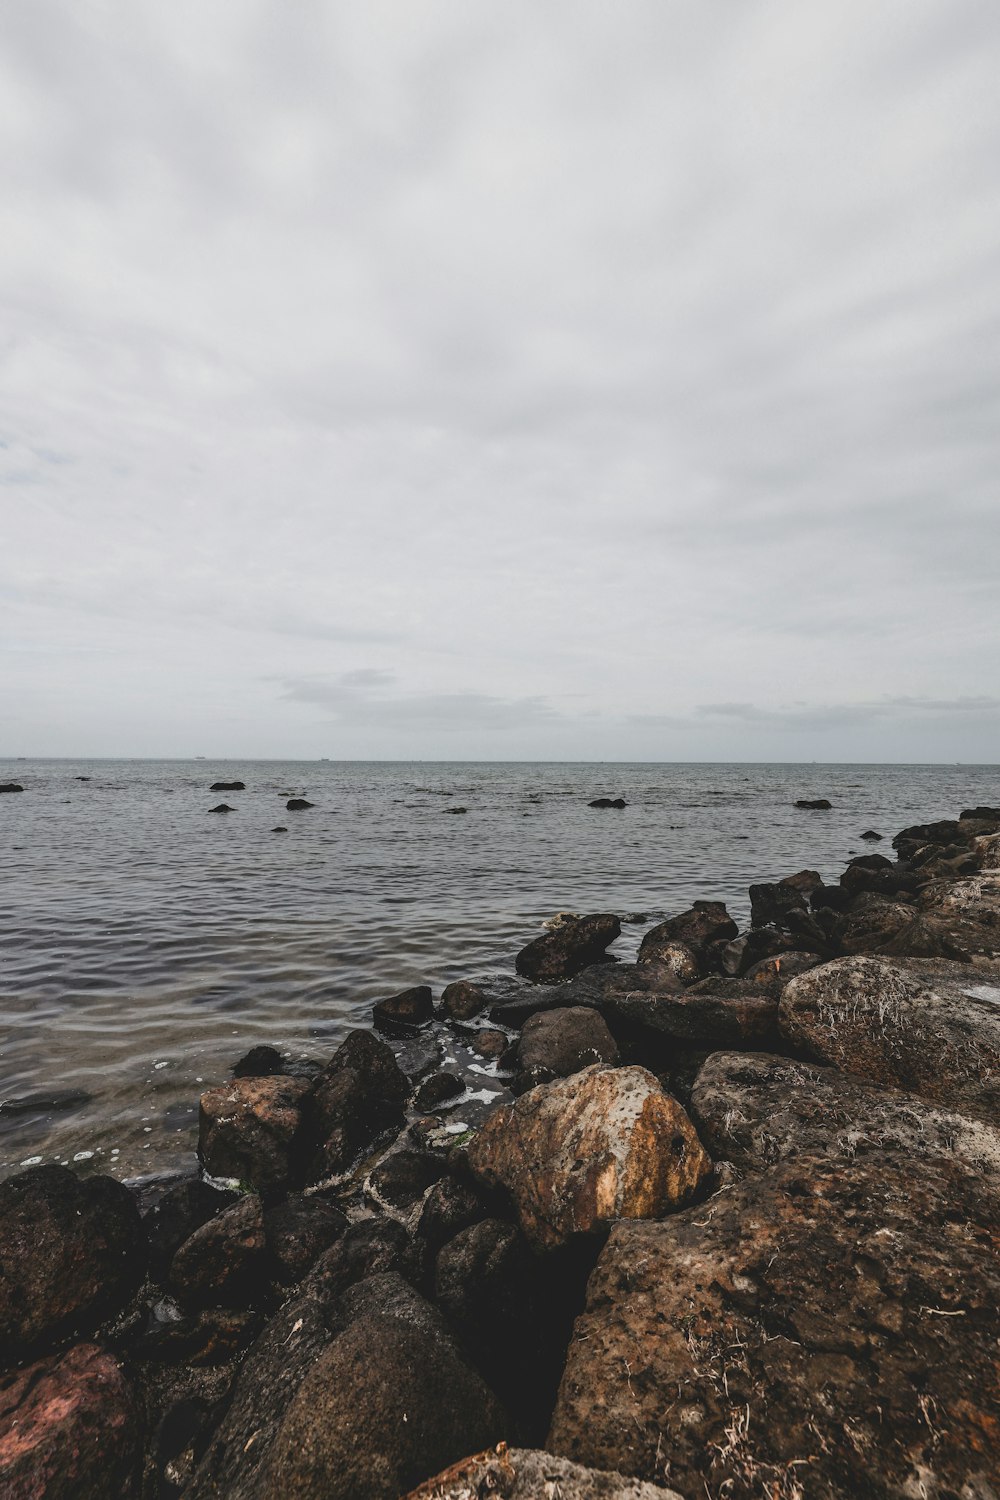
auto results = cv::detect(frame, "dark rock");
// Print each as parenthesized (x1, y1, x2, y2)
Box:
(515, 1006, 619, 1093)
(416, 1177, 490, 1255)
(0, 1343, 141, 1499)
(635, 936, 700, 982)
(0, 1166, 146, 1363)
(489, 961, 683, 1030)
(210, 781, 245, 791)
(548, 1152, 1000, 1499)
(137, 1305, 262, 1367)
(602, 981, 780, 1053)
(690, 1049, 1000, 1176)
(438, 980, 488, 1021)
(144, 1179, 238, 1281)
(0, 1087, 91, 1116)
(915, 873, 1000, 957)
(256, 1273, 506, 1500)
(366, 1149, 446, 1218)
(470, 1028, 508, 1060)
(809, 881, 851, 912)
(307, 1031, 409, 1180)
(0, 782, 24, 793)
(588, 797, 627, 808)
(307, 1219, 416, 1303)
(209, 803, 235, 813)
(860, 828, 883, 840)
(170, 1195, 270, 1310)
(892, 818, 963, 853)
(233, 1044, 285, 1079)
(638, 902, 737, 961)
(834, 896, 917, 954)
(372, 984, 434, 1035)
(414, 1071, 465, 1112)
(444, 806, 467, 814)
(393, 1033, 443, 1081)
(271, 826, 287, 832)
(962, 805, 1000, 821)
(263, 1196, 348, 1284)
(779, 954, 1000, 1121)
(467, 1065, 711, 1252)
(794, 797, 832, 809)
(407, 1447, 681, 1500)
(515, 914, 621, 984)
(198, 1075, 311, 1193)
(741, 950, 822, 986)
(74, 775, 91, 780)
(748, 881, 807, 929)
(285, 798, 314, 810)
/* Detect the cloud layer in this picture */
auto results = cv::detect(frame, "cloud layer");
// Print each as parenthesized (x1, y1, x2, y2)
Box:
(2, 1, 998, 759)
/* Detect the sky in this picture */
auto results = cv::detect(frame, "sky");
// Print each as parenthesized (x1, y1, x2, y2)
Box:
(1, 1, 998, 762)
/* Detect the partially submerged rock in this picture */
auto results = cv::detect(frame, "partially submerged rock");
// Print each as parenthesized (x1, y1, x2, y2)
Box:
(438, 980, 488, 1021)
(307, 1029, 409, 1179)
(405, 1445, 681, 1499)
(515, 914, 621, 984)
(373, 984, 434, 1034)
(466, 1065, 711, 1251)
(198, 1075, 311, 1193)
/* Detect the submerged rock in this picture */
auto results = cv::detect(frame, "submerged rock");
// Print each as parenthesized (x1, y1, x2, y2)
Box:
(861, 828, 883, 840)
(208, 803, 235, 813)
(210, 781, 245, 791)
(0, 782, 23, 793)
(467, 1064, 711, 1252)
(549, 1151, 1000, 1499)
(515, 914, 621, 984)
(198, 1076, 311, 1193)
(794, 797, 832, 809)
(232, 1044, 285, 1079)
(413, 1072, 465, 1112)
(515, 1006, 619, 1092)
(285, 797, 314, 810)
(405, 1446, 681, 1500)
(588, 797, 627, 808)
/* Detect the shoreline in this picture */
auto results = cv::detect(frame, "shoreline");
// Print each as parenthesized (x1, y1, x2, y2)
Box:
(1, 800, 999, 1497)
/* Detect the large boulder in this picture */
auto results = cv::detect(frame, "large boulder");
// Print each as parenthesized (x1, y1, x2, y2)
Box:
(466, 1065, 711, 1252)
(256, 1273, 506, 1500)
(690, 1050, 1000, 1177)
(404, 1446, 682, 1499)
(549, 1152, 1000, 1498)
(915, 873, 1000, 957)
(638, 902, 737, 962)
(515, 914, 621, 984)
(198, 1075, 311, 1193)
(0, 1166, 146, 1363)
(0, 1343, 142, 1499)
(306, 1030, 409, 1180)
(516, 1006, 619, 1092)
(602, 980, 779, 1053)
(778, 956, 1000, 1122)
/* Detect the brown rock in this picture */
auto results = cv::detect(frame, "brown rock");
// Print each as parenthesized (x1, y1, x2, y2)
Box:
(404, 1444, 682, 1499)
(916, 873, 1000, 957)
(0, 1343, 141, 1499)
(635, 937, 700, 982)
(470, 1028, 508, 1060)
(638, 901, 737, 961)
(372, 985, 434, 1034)
(515, 914, 621, 984)
(198, 1075, 310, 1193)
(306, 1030, 409, 1181)
(549, 1152, 1000, 1498)
(516, 1006, 619, 1091)
(169, 1195, 270, 1309)
(466, 1065, 711, 1252)
(778, 955, 1000, 1121)
(438, 981, 488, 1021)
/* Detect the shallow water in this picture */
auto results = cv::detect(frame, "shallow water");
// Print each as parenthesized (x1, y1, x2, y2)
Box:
(1, 758, 996, 1182)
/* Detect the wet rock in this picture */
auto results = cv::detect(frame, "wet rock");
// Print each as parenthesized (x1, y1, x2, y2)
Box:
(470, 1028, 508, 1060)
(690, 1050, 1000, 1176)
(285, 797, 314, 810)
(365, 1149, 446, 1220)
(809, 880, 851, 912)
(638, 902, 737, 962)
(549, 1151, 1000, 1500)
(0, 1087, 92, 1116)
(170, 1194, 270, 1309)
(394, 1032, 443, 1080)
(271, 825, 287, 832)
(515, 914, 621, 984)
(307, 1030, 409, 1179)
(405, 1446, 681, 1500)
(414, 1071, 465, 1111)
(307, 1219, 417, 1303)
(257, 1273, 506, 1500)
(962, 804, 1000, 821)
(209, 803, 235, 813)
(137, 1305, 262, 1367)
(444, 805, 468, 814)
(741, 950, 822, 986)
(144, 1179, 238, 1281)
(210, 780, 245, 791)
(602, 981, 780, 1053)
(0, 1343, 141, 1499)
(0, 782, 24, 792)
(794, 797, 832, 808)
(635, 936, 700, 982)
(198, 1075, 311, 1193)
(779, 955, 1000, 1122)
(373, 984, 434, 1034)
(588, 797, 627, 808)
(515, 1006, 619, 1092)
(860, 828, 883, 840)
(0, 1165, 146, 1363)
(263, 1196, 348, 1284)
(233, 1044, 285, 1079)
(748, 881, 807, 929)
(438, 980, 488, 1021)
(416, 1177, 490, 1255)
(467, 1065, 711, 1252)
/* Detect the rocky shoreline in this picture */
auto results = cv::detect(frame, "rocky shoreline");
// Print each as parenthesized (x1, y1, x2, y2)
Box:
(2, 805, 1000, 1498)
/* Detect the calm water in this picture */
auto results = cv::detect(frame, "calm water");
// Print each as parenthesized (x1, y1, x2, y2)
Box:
(2, 759, 997, 1182)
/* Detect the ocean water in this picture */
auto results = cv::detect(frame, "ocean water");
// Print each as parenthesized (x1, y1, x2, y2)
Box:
(1, 758, 997, 1183)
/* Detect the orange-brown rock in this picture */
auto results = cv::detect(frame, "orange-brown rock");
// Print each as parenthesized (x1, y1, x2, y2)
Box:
(404, 1444, 682, 1499)
(198, 1075, 311, 1192)
(466, 1065, 711, 1251)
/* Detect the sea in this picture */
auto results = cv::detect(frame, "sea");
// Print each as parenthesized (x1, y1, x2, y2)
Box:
(2, 758, 997, 1184)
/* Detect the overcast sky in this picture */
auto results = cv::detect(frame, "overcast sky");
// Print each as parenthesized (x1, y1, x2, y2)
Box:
(2, 1, 998, 761)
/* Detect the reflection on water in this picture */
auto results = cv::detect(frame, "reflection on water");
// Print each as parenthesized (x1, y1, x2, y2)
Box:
(1, 758, 996, 1181)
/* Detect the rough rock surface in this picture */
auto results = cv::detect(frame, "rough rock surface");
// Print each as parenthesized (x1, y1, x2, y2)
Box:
(263, 1196, 348, 1284)
(549, 1152, 1000, 1499)
(602, 981, 779, 1051)
(916, 872, 1000, 956)
(638, 902, 737, 962)
(257, 1273, 506, 1500)
(372, 985, 434, 1034)
(515, 914, 621, 984)
(307, 1030, 409, 1179)
(690, 1050, 1000, 1176)
(404, 1445, 682, 1499)
(0, 1343, 142, 1499)
(198, 1075, 310, 1192)
(0, 1165, 146, 1362)
(516, 1006, 619, 1091)
(466, 1065, 711, 1251)
(170, 1195, 269, 1309)
(779, 955, 1000, 1121)
(438, 981, 488, 1021)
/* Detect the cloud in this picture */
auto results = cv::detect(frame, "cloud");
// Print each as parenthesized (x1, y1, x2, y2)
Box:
(278, 669, 559, 732)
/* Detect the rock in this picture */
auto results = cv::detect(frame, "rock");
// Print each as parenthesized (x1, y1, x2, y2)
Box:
(794, 797, 832, 809)
(271, 825, 287, 832)
(233, 1044, 285, 1079)
(690, 1050, 1000, 1176)
(414, 1072, 465, 1111)
(467, 1065, 711, 1252)
(834, 897, 920, 954)
(916, 873, 1000, 956)
(548, 1151, 1000, 1499)
(256, 1273, 506, 1500)
(199, 1075, 310, 1193)
(860, 828, 883, 841)
(0, 1087, 91, 1116)
(0, 782, 24, 792)
(307, 1031, 409, 1179)
(137, 1304, 262, 1366)
(170, 1195, 270, 1309)
(0, 1166, 146, 1363)
(588, 797, 627, 808)
(372, 984, 434, 1034)
(209, 803, 235, 813)
(975, 832, 1000, 869)
(515, 1006, 619, 1092)
(747, 881, 808, 929)
(963, 805, 1000, 821)
(638, 902, 737, 961)
(263, 1196, 348, 1284)
(74, 775, 91, 780)
(809, 881, 852, 912)
(515, 914, 621, 984)
(365, 1149, 447, 1220)
(210, 781, 245, 791)
(741, 951, 822, 986)
(286, 798, 314, 810)
(143, 1179, 238, 1280)
(307, 1219, 417, 1303)
(0, 1343, 141, 1499)
(470, 1028, 508, 1060)
(444, 805, 467, 814)
(394, 1032, 443, 1080)
(405, 1446, 682, 1499)
(635, 936, 700, 982)
(438, 980, 488, 1021)
(416, 1177, 490, 1255)
(779, 955, 1000, 1121)
(601, 981, 779, 1053)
